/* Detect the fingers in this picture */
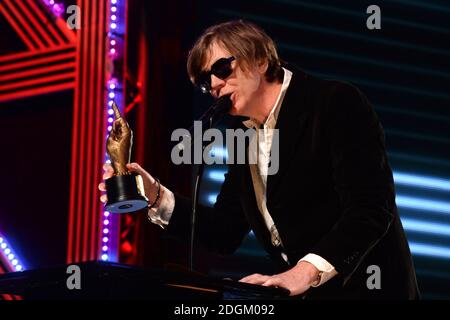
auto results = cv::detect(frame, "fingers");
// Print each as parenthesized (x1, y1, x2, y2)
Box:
(102, 163, 114, 179)
(103, 171, 113, 180)
(98, 182, 106, 192)
(261, 278, 294, 296)
(111, 118, 130, 139)
(111, 118, 122, 135)
(126, 162, 149, 178)
(262, 277, 282, 287)
(99, 164, 113, 203)
(112, 101, 122, 119)
(239, 273, 271, 285)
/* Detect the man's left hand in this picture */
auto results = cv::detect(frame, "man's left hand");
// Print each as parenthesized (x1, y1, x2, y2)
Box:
(239, 261, 320, 296)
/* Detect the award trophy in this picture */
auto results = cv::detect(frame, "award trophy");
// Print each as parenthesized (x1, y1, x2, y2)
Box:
(104, 102, 148, 213)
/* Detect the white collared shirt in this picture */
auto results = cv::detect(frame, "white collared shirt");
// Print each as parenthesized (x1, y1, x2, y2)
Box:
(242, 68, 291, 249)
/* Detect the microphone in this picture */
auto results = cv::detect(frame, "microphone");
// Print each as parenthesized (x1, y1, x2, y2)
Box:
(175, 94, 231, 152)
(187, 94, 232, 137)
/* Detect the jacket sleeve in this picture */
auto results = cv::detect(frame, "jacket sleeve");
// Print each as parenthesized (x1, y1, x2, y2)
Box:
(166, 163, 250, 255)
(311, 82, 395, 278)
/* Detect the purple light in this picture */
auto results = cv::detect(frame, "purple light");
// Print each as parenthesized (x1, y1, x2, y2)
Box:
(52, 3, 64, 17)
(43, 0, 65, 18)
(0, 231, 26, 271)
(101, 0, 125, 263)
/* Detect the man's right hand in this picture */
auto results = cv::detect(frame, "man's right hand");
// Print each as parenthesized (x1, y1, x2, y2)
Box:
(98, 162, 161, 207)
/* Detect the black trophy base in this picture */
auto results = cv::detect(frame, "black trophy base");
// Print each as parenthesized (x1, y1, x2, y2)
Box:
(105, 173, 148, 213)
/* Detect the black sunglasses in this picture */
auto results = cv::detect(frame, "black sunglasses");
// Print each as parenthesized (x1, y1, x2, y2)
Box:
(196, 56, 235, 94)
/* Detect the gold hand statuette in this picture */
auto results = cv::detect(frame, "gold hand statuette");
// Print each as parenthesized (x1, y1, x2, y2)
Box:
(106, 102, 133, 175)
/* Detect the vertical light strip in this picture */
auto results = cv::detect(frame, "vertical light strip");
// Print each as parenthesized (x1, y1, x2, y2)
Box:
(0, 232, 25, 272)
(100, 0, 127, 262)
(41, 0, 65, 17)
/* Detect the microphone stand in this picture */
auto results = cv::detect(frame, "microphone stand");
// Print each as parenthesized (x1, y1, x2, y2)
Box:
(189, 116, 213, 272)
(186, 95, 231, 272)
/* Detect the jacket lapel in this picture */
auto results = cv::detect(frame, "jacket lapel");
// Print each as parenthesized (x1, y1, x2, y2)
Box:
(266, 67, 310, 198)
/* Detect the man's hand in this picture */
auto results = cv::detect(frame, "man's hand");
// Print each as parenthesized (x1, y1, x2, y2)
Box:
(239, 261, 320, 296)
(99, 162, 161, 206)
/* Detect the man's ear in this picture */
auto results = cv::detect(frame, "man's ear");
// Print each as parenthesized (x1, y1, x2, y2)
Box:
(257, 59, 269, 75)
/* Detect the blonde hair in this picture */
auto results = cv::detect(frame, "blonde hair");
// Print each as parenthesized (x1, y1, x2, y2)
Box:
(187, 20, 283, 85)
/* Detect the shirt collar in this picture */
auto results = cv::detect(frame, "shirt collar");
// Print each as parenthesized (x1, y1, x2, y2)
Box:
(243, 67, 293, 130)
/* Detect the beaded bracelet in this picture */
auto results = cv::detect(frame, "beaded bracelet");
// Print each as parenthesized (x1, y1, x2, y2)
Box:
(147, 178, 161, 209)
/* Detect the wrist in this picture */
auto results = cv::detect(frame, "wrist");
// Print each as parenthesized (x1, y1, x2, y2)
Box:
(296, 261, 321, 286)
(144, 175, 157, 198)
(147, 178, 161, 209)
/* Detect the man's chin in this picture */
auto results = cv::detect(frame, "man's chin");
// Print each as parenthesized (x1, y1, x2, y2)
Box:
(229, 101, 246, 116)
(229, 109, 236, 116)
(229, 105, 239, 116)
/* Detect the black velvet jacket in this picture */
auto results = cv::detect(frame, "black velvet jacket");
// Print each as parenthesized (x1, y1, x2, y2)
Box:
(167, 67, 420, 299)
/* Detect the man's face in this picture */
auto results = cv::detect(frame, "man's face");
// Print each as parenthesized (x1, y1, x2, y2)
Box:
(202, 42, 267, 117)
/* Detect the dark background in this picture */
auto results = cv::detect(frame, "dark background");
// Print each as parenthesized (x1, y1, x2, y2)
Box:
(0, 0, 449, 299)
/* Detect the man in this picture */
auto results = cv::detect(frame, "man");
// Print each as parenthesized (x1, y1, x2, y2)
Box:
(100, 20, 419, 299)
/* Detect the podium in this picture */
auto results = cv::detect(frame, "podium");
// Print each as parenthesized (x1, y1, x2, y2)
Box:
(0, 261, 290, 300)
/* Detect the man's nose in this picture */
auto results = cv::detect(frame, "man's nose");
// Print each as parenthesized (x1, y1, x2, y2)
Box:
(210, 74, 225, 95)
